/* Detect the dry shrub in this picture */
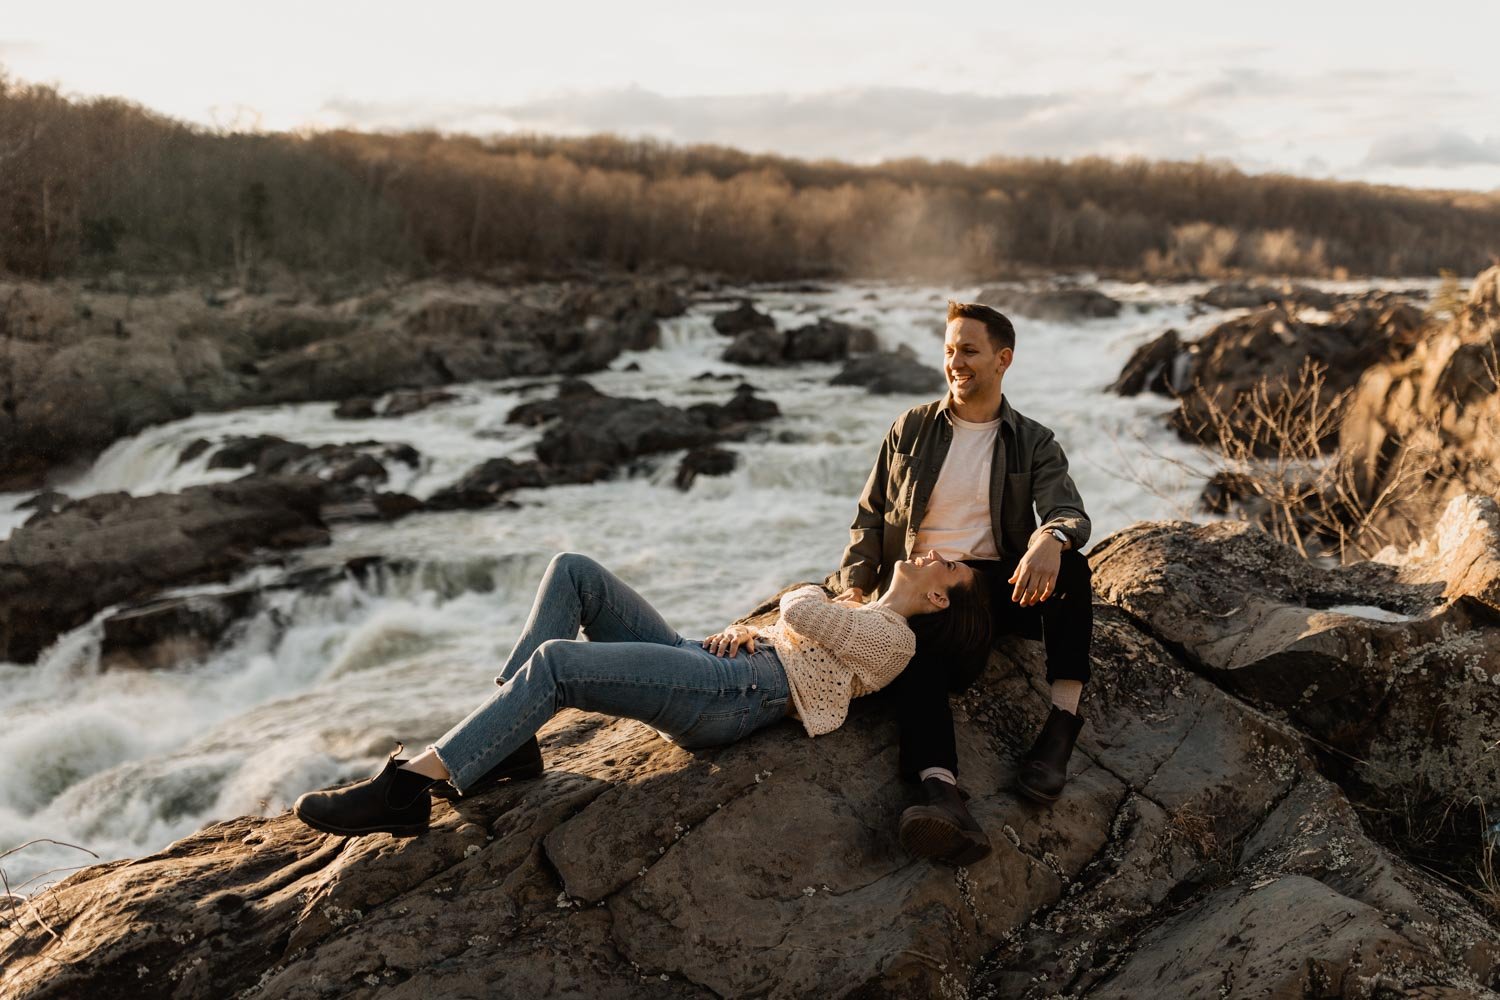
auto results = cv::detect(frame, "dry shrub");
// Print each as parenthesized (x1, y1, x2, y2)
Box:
(1159, 358, 1435, 561)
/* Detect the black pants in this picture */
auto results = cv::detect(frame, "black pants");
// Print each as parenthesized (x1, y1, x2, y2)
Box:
(885, 549, 1093, 778)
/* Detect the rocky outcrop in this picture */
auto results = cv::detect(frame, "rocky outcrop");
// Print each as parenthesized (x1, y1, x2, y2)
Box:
(722, 317, 877, 367)
(830, 348, 945, 395)
(429, 382, 780, 510)
(1090, 497, 1500, 860)
(977, 286, 1122, 321)
(4, 516, 1499, 997)
(1113, 292, 1427, 454)
(1340, 266, 1500, 545)
(0, 477, 330, 664)
(95, 558, 392, 673)
(0, 277, 686, 491)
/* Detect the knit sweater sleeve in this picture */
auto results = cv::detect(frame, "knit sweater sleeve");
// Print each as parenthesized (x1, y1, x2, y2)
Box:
(777, 587, 915, 693)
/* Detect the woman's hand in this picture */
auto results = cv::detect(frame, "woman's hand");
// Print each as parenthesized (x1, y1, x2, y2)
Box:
(702, 625, 757, 658)
(833, 587, 866, 608)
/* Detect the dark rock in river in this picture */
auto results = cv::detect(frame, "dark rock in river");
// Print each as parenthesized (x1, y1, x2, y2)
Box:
(721, 327, 786, 366)
(333, 396, 377, 419)
(381, 388, 458, 418)
(711, 299, 775, 336)
(7, 508, 1498, 996)
(782, 317, 878, 361)
(425, 458, 611, 511)
(0, 476, 329, 664)
(1108, 328, 1182, 397)
(675, 446, 737, 490)
(977, 286, 1122, 321)
(830, 348, 945, 395)
(687, 383, 781, 429)
(722, 316, 877, 366)
(202, 436, 419, 488)
(99, 591, 259, 672)
(434, 382, 779, 509)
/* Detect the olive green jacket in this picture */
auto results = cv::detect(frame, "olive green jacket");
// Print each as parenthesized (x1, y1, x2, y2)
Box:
(837, 394, 1091, 597)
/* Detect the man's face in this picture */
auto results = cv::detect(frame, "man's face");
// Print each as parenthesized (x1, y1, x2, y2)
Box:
(943, 317, 1010, 404)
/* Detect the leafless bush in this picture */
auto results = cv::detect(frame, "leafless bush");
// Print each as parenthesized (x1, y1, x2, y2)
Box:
(1114, 358, 1437, 562)
(0, 838, 99, 945)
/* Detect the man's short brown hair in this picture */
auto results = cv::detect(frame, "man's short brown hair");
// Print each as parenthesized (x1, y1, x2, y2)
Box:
(946, 301, 1016, 352)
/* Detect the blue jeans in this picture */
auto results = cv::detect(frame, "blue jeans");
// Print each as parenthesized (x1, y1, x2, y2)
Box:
(431, 552, 791, 792)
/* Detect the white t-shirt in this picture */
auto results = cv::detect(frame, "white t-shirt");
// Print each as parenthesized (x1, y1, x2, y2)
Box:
(913, 414, 1001, 561)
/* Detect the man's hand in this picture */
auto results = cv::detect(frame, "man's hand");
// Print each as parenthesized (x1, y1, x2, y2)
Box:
(702, 625, 757, 658)
(1009, 536, 1063, 606)
(833, 587, 867, 607)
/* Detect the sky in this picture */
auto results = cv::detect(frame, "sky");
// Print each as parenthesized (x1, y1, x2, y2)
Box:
(3, 1, 1498, 191)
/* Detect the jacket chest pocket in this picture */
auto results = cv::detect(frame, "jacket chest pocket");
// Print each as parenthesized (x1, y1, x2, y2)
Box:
(1002, 472, 1036, 529)
(888, 453, 918, 513)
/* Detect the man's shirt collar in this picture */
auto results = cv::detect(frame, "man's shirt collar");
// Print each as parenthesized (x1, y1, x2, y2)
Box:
(938, 392, 1016, 432)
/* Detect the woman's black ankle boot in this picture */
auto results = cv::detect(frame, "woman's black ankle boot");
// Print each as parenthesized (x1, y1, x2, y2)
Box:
(294, 745, 437, 837)
(1016, 707, 1084, 805)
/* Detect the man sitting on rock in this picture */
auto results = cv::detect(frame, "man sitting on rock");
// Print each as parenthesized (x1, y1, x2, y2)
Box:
(833, 301, 1094, 864)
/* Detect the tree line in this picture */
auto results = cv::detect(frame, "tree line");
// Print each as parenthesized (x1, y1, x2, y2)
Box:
(3, 70, 1498, 283)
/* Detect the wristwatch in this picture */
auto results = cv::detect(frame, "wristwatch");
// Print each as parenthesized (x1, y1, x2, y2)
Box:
(1047, 528, 1068, 547)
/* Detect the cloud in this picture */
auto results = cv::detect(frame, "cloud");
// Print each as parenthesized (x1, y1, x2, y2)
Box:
(319, 85, 1243, 166)
(1364, 130, 1500, 168)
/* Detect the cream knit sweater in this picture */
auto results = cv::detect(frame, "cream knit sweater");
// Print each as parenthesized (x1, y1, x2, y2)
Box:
(755, 586, 916, 737)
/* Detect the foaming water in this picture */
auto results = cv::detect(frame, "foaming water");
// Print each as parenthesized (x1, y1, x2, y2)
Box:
(0, 277, 1417, 889)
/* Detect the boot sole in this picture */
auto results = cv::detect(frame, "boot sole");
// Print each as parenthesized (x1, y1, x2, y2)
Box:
(293, 804, 429, 838)
(899, 809, 993, 866)
(429, 762, 543, 801)
(1015, 776, 1062, 805)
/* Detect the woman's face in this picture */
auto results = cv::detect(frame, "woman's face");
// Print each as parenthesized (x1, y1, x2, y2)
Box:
(893, 550, 974, 606)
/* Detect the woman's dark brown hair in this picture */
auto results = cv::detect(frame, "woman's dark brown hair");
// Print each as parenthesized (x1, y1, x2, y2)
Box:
(907, 569, 993, 672)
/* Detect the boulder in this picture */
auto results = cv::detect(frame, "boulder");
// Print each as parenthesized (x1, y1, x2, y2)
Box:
(675, 446, 737, 490)
(0, 476, 330, 664)
(380, 388, 458, 418)
(508, 381, 778, 471)
(830, 349, 945, 395)
(424, 458, 609, 511)
(4, 590, 1496, 997)
(1339, 266, 1500, 545)
(782, 318, 878, 361)
(203, 436, 419, 487)
(977, 286, 1122, 322)
(1089, 502, 1500, 847)
(722, 328, 786, 366)
(711, 300, 776, 336)
(1108, 328, 1182, 397)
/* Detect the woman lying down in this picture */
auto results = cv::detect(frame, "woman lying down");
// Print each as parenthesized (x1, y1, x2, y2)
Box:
(294, 551, 990, 849)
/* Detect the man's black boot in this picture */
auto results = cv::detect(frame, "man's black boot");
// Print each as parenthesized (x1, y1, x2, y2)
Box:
(430, 736, 544, 801)
(1016, 707, 1084, 805)
(898, 777, 993, 866)
(294, 745, 436, 837)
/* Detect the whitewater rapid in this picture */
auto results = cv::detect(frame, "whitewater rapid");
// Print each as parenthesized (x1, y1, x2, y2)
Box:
(0, 278, 1391, 891)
